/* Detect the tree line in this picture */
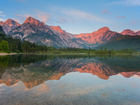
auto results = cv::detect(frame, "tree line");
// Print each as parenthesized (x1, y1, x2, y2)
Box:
(0, 33, 54, 53)
(0, 33, 134, 54)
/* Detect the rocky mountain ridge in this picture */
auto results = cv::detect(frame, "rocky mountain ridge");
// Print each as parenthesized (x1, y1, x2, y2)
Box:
(121, 29, 137, 36)
(74, 27, 122, 44)
(0, 19, 21, 34)
(0, 16, 140, 48)
(7, 17, 87, 48)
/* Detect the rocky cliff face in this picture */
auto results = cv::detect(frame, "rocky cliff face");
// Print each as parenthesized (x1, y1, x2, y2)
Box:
(136, 31, 140, 35)
(50, 26, 66, 35)
(8, 17, 88, 48)
(23, 16, 45, 27)
(0, 25, 5, 34)
(1, 16, 140, 48)
(121, 29, 137, 36)
(74, 27, 121, 44)
(0, 19, 21, 34)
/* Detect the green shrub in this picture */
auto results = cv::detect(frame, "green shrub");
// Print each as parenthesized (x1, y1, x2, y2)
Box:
(7, 51, 10, 53)
(15, 50, 19, 53)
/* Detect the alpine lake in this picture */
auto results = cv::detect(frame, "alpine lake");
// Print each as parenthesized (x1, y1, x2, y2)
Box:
(0, 54, 140, 105)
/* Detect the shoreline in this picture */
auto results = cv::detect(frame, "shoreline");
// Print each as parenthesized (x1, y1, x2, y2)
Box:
(0, 53, 17, 56)
(0, 52, 140, 56)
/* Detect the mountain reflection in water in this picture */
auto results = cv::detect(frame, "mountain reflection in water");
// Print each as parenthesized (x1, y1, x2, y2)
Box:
(0, 54, 140, 89)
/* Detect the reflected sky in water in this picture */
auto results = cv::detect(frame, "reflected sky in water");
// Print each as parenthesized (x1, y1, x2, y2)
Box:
(0, 54, 140, 105)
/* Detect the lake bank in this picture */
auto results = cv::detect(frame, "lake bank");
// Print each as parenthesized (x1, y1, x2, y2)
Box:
(0, 53, 17, 56)
(0, 52, 140, 56)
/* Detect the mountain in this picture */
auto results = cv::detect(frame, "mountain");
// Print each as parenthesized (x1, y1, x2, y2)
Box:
(0, 25, 5, 34)
(95, 35, 140, 50)
(121, 29, 137, 36)
(74, 27, 122, 44)
(0, 19, 21, 34)
(1, 16, 140, 49)
(23, 16, 45, 27)
(50, 26, 66, 35)
(136, 30, 140, 35)
(8, 17, 89, 48)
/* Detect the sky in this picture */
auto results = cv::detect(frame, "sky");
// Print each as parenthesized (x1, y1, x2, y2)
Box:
(0, 0, 140, 34)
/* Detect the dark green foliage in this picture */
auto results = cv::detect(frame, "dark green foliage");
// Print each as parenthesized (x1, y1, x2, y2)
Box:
(0, 33, 48, 53)
(0, 40, 9, 52)
(0, 32, 138, 54)
(96, 35, 140, 51)
(0, 33, 6, 40)
(0, 26, 5, 35)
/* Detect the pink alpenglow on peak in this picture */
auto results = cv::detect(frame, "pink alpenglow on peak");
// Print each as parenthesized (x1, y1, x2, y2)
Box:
(96, 27, 110, 33)
(24, 16, 45, 27)
(0, 19, 21, 34)
(121, 29, 137, 36)
(0, 19, 21, 26)
(50, 26, 65, 34)
(5, 19, 21, 26)
(74, 27, 119, 44)
(136, 31, 140, 35)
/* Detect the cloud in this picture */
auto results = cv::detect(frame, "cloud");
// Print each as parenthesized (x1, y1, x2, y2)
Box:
(70, 19, 75, 23)
(131, 22, 136, 24)
(116, 15, 126, 18)
(37, 11, 51, 22)
(0, 18, 5, 21)
(134, 30, 140, 32)
(15, 14, 29, 18)
(102, 10, 108, 14)
(61, 8, 112, 23)
(0, 11, 6, 17)
(130, 19, 139, 24)
(122, 16, 126, 18)
(102, 9, 112, 15)
(14, 14, 29, 23)
(59, 17, 67, 23)
(125, 0, 140, 5)
(0, 14, 6, 17)
(107, 0, 140, 6)
(15, 10, 51, 23)
(117, 31, 122, 33)
(56, 17, 67, 24)
(13, 0, 25, 2)
(11, 18, 21, 23)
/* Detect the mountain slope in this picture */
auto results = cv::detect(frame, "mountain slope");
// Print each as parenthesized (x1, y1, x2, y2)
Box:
(136, 31, 140, 35)
(121, 29, 137, 36)
(0, 25, 5, 34)
(2, 16, 140, 49)
(23, 16, 46, 27)
(8, 17, 89, 48)
(95, 35, 140, 50)
(74, 27, 122, 44)
(0, 19, 21, 34)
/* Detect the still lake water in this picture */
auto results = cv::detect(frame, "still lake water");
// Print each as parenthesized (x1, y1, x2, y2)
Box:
(0, 54, 140, 105)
